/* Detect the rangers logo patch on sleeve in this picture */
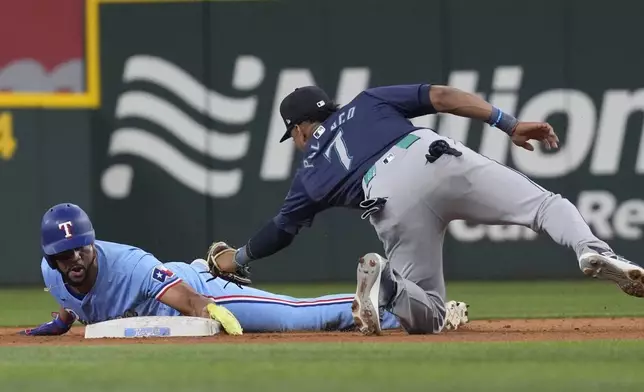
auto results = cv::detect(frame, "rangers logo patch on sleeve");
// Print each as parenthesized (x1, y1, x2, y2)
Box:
(152, 265, 175, 283)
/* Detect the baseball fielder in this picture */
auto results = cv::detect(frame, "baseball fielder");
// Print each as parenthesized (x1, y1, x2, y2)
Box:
(206, 83, 644, 336)
(21, 203, 407, 336)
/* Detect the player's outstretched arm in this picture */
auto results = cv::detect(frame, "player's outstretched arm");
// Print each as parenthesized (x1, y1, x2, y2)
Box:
(206, 178, 318, 276)
(156, 281, 243, 335)
(429, 85, 496, 122)
(19, 307, 76, 336)
(157, 280, 213, 317)
(429, 85, 559, 151)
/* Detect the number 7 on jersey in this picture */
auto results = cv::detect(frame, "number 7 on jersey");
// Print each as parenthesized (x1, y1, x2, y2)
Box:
(324, 128, 352, 171)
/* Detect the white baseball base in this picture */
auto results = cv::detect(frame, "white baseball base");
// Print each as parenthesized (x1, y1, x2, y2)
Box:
(84, 316, 221, 339)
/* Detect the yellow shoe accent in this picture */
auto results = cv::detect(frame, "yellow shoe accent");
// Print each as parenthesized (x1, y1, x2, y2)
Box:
(206, 303, 243, 335)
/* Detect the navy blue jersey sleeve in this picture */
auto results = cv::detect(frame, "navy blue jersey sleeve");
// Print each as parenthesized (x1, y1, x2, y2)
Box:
(273, 173, 325, 235)
(240, 173, 326, 262)
(363, 84, 436, 118)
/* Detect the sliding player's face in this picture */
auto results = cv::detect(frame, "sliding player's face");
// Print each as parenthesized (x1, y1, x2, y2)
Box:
(52, 245, 96, 287)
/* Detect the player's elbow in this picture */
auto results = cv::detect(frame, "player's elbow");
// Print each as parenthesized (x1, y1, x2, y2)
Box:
(428, 85, 460, 113)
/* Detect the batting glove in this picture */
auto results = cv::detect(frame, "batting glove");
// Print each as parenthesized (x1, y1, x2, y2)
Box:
(19, 312, 76, 336)
(205, 303, 243, 335)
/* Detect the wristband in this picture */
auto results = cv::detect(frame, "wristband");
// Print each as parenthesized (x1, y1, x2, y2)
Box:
(234, 245, 253, 266)
(487, 106, 518, 136)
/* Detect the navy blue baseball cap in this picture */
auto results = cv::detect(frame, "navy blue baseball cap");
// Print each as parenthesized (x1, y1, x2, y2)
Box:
(279, 86, 333, 142)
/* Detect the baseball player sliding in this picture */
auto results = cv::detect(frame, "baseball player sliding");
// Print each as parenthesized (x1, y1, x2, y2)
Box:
(206, 83, 644, 336)
(22, 203, 424, 336)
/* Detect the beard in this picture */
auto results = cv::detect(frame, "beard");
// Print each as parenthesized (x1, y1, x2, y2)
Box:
(62, 265, 88, 288)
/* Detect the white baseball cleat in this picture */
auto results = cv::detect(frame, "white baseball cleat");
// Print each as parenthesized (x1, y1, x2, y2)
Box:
(579, 247, 644, 297)
(352, 253, 385, 336)
(443, 300, 470, 331)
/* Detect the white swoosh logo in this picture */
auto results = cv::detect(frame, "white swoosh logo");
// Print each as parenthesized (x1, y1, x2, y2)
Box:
(101, 129, 242, 199)
(123, 55, 257, 124)
(115, 91, 249, 161)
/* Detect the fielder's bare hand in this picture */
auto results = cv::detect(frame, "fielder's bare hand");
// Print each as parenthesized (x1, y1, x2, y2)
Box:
(511, 122, 559, 151)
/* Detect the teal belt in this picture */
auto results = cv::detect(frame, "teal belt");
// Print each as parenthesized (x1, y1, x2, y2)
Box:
(362, 134, 420, 187)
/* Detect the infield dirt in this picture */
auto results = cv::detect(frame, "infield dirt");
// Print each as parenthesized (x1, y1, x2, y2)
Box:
(1, 317, 642, 346)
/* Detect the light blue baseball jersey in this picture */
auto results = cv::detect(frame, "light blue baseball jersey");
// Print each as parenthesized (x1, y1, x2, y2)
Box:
(42, 240, 400, 332)
(42, 240, 185, 324)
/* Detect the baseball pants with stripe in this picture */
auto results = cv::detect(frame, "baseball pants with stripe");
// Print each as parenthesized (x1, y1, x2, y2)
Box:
(188, 259, 401, 332)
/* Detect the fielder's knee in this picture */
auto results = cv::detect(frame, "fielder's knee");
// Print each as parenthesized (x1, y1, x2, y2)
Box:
(532, 192, 573, 228)
(540, 191, 577, 209)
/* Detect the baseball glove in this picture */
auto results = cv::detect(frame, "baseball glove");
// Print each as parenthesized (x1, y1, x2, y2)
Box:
(202, 241, 252, 287)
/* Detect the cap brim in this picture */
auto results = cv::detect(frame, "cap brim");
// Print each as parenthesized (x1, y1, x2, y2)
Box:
(279, 129, 292, 143)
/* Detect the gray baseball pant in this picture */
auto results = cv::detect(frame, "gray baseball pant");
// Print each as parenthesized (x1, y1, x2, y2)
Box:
(361, 128, 609, 334)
